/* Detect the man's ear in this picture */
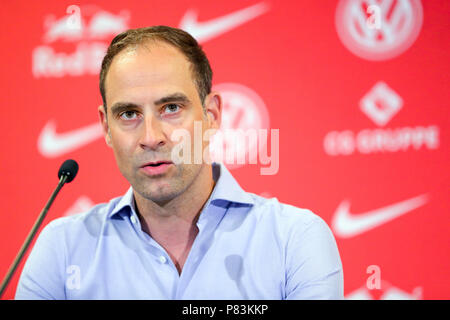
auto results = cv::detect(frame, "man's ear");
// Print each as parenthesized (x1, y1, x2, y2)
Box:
(204, 92, 222, 130)
(98, 105, 112, 147)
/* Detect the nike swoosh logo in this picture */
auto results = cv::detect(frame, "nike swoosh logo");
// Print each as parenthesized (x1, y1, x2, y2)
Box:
(38, 120, 103, 157)
(331, 194, 429, 238)
(179, 2, 269, 43)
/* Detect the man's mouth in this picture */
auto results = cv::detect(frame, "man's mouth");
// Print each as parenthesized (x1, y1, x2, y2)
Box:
(140, 161, 174, 176)
(141, 160, 173, 168)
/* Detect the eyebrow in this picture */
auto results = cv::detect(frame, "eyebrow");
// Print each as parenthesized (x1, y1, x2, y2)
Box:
(154, 92, 191, 106)
(110, 92, 192, 116)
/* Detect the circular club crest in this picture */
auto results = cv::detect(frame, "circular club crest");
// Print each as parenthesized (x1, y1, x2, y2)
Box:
(209, 83, 270, 170)
(335, 0, 423, 61)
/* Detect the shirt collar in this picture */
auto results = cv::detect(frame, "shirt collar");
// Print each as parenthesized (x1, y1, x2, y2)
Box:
(108, 185, 136, 219)
(208, 162, 255, 206)
(108, 162, 254, 219)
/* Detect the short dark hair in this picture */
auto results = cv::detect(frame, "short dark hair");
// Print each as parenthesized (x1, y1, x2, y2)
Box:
(99, 25, 213, 112)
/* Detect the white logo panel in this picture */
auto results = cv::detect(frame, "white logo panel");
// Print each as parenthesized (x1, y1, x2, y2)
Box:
(210, 83, 270, 169)
(360, 81, 403, 127)
(335, 0, 423, 60)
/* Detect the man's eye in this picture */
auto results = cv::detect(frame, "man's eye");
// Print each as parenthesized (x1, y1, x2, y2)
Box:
(120, 111, 138, 120)
(163, 104, 180, 114)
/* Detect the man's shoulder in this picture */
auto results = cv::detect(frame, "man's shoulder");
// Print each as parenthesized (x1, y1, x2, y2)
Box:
(244, 192, 339, 267)
(43, 193, 125, 236)
(246, 192, 328, 231)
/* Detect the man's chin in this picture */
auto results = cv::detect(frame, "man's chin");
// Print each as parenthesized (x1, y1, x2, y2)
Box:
(146, 192, 178, 205)
(131, 163, 203, 205)
(135, 183, 184, 205)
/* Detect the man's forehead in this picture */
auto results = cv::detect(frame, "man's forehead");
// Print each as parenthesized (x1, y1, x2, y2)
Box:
(104, 40, 201, 109)
(107, 40, 195, 86)
(106, 41, 194, 89)
(113, 39, 190, 67)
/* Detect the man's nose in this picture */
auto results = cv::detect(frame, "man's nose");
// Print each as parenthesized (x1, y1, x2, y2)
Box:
(139, 114, 166, 150)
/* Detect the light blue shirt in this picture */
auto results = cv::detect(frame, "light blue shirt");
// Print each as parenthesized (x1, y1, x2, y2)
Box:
(15, 163, 343, 300)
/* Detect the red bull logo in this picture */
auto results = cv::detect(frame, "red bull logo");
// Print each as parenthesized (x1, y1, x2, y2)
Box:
(34, 6, 130, 78)
(43, 6, 129, 43)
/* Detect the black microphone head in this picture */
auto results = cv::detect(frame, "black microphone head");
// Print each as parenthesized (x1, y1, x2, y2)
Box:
(58, 159, 79, 183)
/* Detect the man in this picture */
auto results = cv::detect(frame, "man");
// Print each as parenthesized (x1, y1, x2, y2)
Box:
(16, 26, 343, 299)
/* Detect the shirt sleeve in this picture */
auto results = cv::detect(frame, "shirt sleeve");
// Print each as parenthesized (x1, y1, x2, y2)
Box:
(285, 215, 344, 300)
(15, 221, 66, 300)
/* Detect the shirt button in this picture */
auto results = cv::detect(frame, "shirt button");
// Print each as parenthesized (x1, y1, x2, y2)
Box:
(159, 256, 167, 264)
(130, 216, 137, 224)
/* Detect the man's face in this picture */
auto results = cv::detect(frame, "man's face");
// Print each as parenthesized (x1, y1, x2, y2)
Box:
(99, 41, 220, 204)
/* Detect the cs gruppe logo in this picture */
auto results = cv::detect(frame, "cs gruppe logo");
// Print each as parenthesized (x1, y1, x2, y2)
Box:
(323, 81, 440, 156)
(359, 81, 403, 127)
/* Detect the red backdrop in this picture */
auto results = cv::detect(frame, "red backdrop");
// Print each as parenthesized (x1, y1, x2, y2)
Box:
(0, 0, 448, 300)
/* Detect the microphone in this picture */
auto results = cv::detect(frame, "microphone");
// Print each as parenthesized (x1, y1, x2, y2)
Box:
(58, 159, 79, 183)
(0, 159, 79, 298)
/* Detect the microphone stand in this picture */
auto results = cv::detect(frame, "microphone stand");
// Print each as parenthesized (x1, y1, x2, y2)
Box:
(0, 175, 69, 298)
